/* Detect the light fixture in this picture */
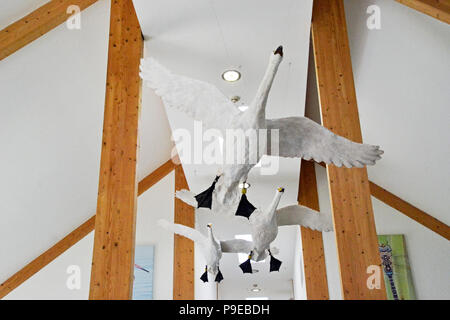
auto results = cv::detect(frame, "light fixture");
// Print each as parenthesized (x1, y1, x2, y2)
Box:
(250, 284, 261, 292)
(230, 96, 240, 103)
(222, 70, 241, 82)
(238, 105, 249, 112)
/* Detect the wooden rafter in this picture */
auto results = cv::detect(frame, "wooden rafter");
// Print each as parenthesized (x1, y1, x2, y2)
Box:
(369, 182, 450, 240)
(0, 158, 179, 299)
(298, 160, 329, 300)
(396, 0, 450, 24)
(0, 0, 98, 61)
(311, 0, 386, 299)
(173, 165, 195, 300)
(317, 162, 450, 241)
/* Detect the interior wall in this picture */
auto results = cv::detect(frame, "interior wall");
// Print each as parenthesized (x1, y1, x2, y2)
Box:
(0, 0, 110, 288)
(292, 227, 306, 300)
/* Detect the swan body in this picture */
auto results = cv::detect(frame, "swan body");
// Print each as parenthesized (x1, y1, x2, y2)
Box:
(140, 46, 383, 209)
(248, 187, 333, 262)
(157, 220, 252, 281)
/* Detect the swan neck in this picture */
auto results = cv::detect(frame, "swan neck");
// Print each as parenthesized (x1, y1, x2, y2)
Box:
(267, 191, 283, 217)
(250, 56, 281, 121)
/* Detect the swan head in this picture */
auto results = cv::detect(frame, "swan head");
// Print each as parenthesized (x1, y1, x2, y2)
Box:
(269, 45, 284, 65)
(274, 45, 283, 57)
(206, 223, 214, 237)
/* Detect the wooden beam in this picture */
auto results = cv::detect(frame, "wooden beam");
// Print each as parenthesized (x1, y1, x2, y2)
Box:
(0, 216, 94, 298)
(311, 0, 386, 299)
(369, 182, 450, 240)
(0, 159, 179, 299)
(173, 165, 195, 300)
(89, 0, 142, 300)
(396, 0, 450, 24)
(0, 0, 98, 61)
(317, 162, 450, 241)
(298, 160, 329, 300)
(138, 158, 179, 196)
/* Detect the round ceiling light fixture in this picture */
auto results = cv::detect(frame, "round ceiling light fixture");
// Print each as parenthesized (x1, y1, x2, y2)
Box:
(222, 70, 241, 82)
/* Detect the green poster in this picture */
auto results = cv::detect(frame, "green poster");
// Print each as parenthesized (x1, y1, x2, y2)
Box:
(378, 234, 416, 300)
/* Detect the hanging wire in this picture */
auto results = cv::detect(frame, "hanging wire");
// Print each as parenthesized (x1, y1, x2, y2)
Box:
(208, 0, 233, 67)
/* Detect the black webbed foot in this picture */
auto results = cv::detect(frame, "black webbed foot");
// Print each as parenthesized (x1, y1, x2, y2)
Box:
(214, 268, 224, 283)
(235, 188, 256, 219)
(239, 252, 253, 274)
(269, 250, 282, 272)
(200, 266, 208, 283)
(195, 176, 220, 209)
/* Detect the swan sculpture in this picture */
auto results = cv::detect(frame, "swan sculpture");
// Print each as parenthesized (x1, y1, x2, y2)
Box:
(157, 220, 253, 282)
(174, 187, 333, 273)
(238, 187, 333, 273)
(140, 46, 383, 212)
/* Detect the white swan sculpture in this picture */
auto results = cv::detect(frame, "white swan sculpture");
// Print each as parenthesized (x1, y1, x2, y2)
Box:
(238, 187, 333, 273)
(157, 220, 252, 282)
(140, 46, 383, 211)
(173, 187, 333, 273)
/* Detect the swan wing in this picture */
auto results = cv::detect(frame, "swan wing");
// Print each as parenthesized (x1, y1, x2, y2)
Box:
(276, 205, 333, 232)
(266, 117, 383, 167)
(140, 57, 240, 131)
(220, 239, 253, 253)
(157, 219, 208, 247)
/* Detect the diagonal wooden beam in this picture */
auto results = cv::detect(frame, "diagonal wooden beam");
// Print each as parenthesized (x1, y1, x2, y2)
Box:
(311, 0, 386, 299)
(173, 165, 195, 300)
(317, 162, 450, 241)
(369, 182, 450, 240)
(396, 0, 450, 24)
(0, 159, 179, 299)
(0, 0, 98, 61)
(298, 160, 329, 300)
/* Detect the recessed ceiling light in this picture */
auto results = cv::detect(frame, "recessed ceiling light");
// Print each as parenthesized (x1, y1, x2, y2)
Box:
(222, 70, 241, 82)
(238, 105, 249, 112)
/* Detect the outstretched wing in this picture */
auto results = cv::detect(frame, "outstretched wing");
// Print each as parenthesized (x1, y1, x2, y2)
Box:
(276, 205, 333, 232)
(220, 239, 253, 253)
(140, 57, 240, 131)
(266, 117, 383, 168)
(157, 219, 208, 247)
(175, 189, 198, 208)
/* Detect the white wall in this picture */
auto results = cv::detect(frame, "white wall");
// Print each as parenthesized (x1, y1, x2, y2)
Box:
(0, 0, 110, 289)
(292, 227, 306, 300)
(3, 232, 94, 300)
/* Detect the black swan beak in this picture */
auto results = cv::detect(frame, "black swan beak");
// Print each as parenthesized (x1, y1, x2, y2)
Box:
(200, 266, 208, 283)
(274, 45, 283, 57)
(195, 176, 220, 209)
